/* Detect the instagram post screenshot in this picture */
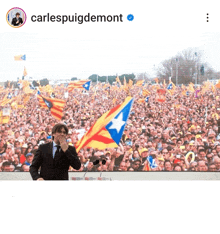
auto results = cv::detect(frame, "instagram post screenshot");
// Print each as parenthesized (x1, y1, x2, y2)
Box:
(0, 1, 220, 182)
(2, 2, 220, 234)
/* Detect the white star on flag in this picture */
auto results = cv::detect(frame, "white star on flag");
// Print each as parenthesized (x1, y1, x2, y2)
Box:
(84, 84, 88, 87)
(108, 112, 126, 133)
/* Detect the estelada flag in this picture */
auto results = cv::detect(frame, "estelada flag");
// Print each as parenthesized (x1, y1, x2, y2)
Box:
(136, 80, 144, 86)
(145, 96, 150, 103)
(138, 99, 145, 103)
(14, 54, 26, 61)
(68, 80, 91, 92)
(188, 83, 195, 92)
(143, 89, 151, 96)
(154, 77, 159, 84)
(167, 82, 173, 90)
(215, 80, 220, 89)
(23, 67, 27, 76)
(23, 85, 34, 94)
(75, 96, 134, 152)
(116, 76, 122, 86)
(128, 79, 133, 87)
(37, 93, 66, 120)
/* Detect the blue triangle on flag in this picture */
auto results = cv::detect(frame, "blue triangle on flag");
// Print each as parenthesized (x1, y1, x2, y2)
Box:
(147, 155, 158, 169)
(37, 90, 41, 95)
(83, 81, 91, 91)
(145, 96, 149, 102)
(21, 55, 26, 60)
(43, 97, 53, 109)
(7, 93, 12, 99)
(106, 98, 134, 145)
(167, 83, 172, 90)
(30, 84, 35, 90)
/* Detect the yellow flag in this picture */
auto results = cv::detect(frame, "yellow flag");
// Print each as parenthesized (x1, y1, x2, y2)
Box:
(23, 67, 27, 76)
(116, 76, 122, 86)
(136, 80, 144, 86)
(143, 89, 151, 96)
(128, 79, 133, 87)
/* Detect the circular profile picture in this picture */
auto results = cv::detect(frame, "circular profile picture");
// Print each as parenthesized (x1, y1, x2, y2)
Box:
(6, 7, 27, 28)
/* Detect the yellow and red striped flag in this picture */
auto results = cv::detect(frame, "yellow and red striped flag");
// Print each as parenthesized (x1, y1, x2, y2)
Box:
(14, 54, 26, 61)
(68, 80, 91, 92)
(23, 85, 34, 94)
(215, 80, 220, 89)
(136, 80, 144, 86)
(143, 89, 151, 96)
(143, 161, 151, 171)
(75, 97, 134, 152)
(211, 84, 216, 93)
(37, 93, 66, 120)
(188, 83, 195, 92)
(163, 79, 166, 88)
(138, 99, 145, 103)
(0, 95, 15, 107)
(154, 77, 159, 84)
(23, 67, 27, 76)
(128, 79, 133, 87)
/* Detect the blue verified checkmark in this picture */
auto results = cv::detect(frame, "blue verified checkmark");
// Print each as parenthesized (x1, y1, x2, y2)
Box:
(127, 14, 134, 21)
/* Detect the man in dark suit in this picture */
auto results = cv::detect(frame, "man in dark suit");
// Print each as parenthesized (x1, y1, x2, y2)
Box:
(11, 12, 23, 26)
(30, 123, 81, 180)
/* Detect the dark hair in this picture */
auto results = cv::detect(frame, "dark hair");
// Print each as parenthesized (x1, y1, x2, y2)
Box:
(31, 149, 37, 155)
(173, 164, 183, 171)
(14, 140, 20, 145)
(1, 161, 14, 171)
(215, 144, 220, 150)
(164, 160, 171, 165)
(16, 12, 20, 16)
(21, 163, 29, 172)
(208, 162, 215, 167)
(52, 123, 68, 140)
(2, 161, 11, 167)
(198, 149, 206, 154)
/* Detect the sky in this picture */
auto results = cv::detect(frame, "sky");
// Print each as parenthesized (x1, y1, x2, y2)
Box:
(1, 0, 220, 82)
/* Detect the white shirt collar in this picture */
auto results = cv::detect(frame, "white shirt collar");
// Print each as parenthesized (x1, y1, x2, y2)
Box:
(53, 141, 60, 148)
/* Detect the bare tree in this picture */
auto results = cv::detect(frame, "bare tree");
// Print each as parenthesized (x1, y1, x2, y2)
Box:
(156, 48, 213, 85)
(136, 72, 151, 81)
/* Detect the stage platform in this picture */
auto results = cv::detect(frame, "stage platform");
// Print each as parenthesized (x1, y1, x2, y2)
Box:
(0, 172, 219, 180)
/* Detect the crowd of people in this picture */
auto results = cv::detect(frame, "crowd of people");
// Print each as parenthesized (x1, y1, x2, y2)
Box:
(1, 80, 220, 172)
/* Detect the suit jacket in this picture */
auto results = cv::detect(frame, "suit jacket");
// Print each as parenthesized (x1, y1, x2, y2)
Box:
(11, 17, 23, 26)
(30, 142, 81, 180)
